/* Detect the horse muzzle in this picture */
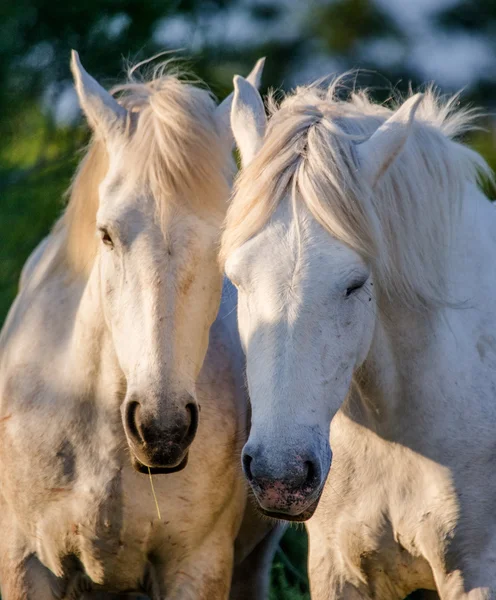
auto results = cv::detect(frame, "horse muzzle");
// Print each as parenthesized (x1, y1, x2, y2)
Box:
(242, 442, 329, 521)
(122, 395, 199, 473)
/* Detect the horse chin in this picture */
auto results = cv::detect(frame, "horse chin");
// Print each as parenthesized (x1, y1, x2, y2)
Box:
(255, 492, 323, 522)
(131, 453, 189, 475)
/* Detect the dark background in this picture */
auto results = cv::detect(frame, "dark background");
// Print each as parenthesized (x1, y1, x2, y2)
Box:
(1, 1, 495, 597)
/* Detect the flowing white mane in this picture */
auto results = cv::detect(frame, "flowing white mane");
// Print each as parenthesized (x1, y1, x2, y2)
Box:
(222, 79, 493, 308)
(56, 63, 232, 275)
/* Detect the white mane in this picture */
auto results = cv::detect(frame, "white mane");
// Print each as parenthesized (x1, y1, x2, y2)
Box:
(56, 63, 232, 276)
(222, 79, 493, 308)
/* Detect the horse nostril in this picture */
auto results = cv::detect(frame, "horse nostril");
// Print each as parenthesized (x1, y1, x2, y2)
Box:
(185, 402, 199, 440)
(304, 459, 319, 488)
(125, 400, 144, 444)
(242, 453, 254, 482)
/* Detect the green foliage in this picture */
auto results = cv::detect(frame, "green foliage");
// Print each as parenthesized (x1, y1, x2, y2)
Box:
(311, 0, 402, 55)
(0, 115, 86, 318)
(270, 561, 309, 600)
(436, 0, 496, 35)
(270, 528, 309, 600)
(435, 0, 496, 107)
(0, 158, 72, 317)
(0, 1, 496, 598)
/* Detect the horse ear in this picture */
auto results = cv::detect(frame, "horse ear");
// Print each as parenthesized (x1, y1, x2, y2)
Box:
(71, 50, 127, 137)
(230, 75, 266, 167)
(357, 93, 424, 187)
(215, 57, 265, 151)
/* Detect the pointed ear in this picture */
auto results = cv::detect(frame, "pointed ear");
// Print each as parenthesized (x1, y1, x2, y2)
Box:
(230, 75, 266, 167)
(357, 93, 424, 187)
(71, 50, 127, 137)
(215, 57, 265, 150)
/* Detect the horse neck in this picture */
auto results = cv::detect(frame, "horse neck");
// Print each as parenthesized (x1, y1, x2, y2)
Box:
(350, 184, 496, 441)
(350, 303, 434, 437)
(65, 259, 123, 405)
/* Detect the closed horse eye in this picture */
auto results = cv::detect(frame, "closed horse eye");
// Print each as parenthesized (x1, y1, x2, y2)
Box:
(345, 280, 366, 297)
(99, 227, 114, 248)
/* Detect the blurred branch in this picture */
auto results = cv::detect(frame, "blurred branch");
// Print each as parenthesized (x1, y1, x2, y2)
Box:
(276, 545, 308, 587)
(435, 0, 496, 35)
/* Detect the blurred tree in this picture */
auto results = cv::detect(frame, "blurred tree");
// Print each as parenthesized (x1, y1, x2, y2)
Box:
(436, 0, 496, 107)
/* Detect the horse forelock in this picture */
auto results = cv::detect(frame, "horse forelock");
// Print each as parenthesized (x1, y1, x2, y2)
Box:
(55, 64, 232, 277)
(221, 76, 493, 310)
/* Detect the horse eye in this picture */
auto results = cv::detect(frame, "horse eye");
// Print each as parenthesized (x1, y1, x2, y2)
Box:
(99, 228, 114, 248)
(345, 280, 366, 297)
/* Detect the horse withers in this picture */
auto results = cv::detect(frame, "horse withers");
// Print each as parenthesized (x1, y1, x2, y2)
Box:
(0, 53, 282, 599)
(223, 74, 496, 599)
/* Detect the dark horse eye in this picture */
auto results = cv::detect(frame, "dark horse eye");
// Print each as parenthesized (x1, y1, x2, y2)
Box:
(99, 228, 114, 248)
(346, 280, 366, 297)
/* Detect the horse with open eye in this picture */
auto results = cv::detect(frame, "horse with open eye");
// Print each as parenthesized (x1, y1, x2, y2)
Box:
(0, 53, 283, 599)
(222, 74, 496, 600)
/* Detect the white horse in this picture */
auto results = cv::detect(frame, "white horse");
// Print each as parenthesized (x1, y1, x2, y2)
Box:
(222, 74, 496, 599)
(0, 53, 282, 599)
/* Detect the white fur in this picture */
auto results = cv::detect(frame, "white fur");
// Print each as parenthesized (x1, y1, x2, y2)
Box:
(231, 75, 267, 166)
(216, 58, 265, 150)
(356, 93, 424, 187)
(223, 78, 496, 599)
(71, 50, 127, 135)
(0, 54, 283, 599)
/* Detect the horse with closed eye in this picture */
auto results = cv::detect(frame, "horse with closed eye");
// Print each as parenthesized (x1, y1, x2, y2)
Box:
(223, 73, 496, 600)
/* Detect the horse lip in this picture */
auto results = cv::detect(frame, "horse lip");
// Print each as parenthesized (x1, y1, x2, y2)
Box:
(131, 453, 189, 475)
(253, 485, 324, 522)
(256, 494, 321, 522)
(257, 507, 313, 522)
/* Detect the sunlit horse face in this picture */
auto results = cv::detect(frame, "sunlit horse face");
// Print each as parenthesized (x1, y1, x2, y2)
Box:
(224, 76, 421, 519)
(96, 174, 222, 474)
(226, 201, 376, 519)
(71, 53, 263, 472)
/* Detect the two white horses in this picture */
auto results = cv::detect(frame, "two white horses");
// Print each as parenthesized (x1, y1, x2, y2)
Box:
(3, 47, 495, 600)
(0, 53, 282, 599)
(222, 76, 496, 599)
